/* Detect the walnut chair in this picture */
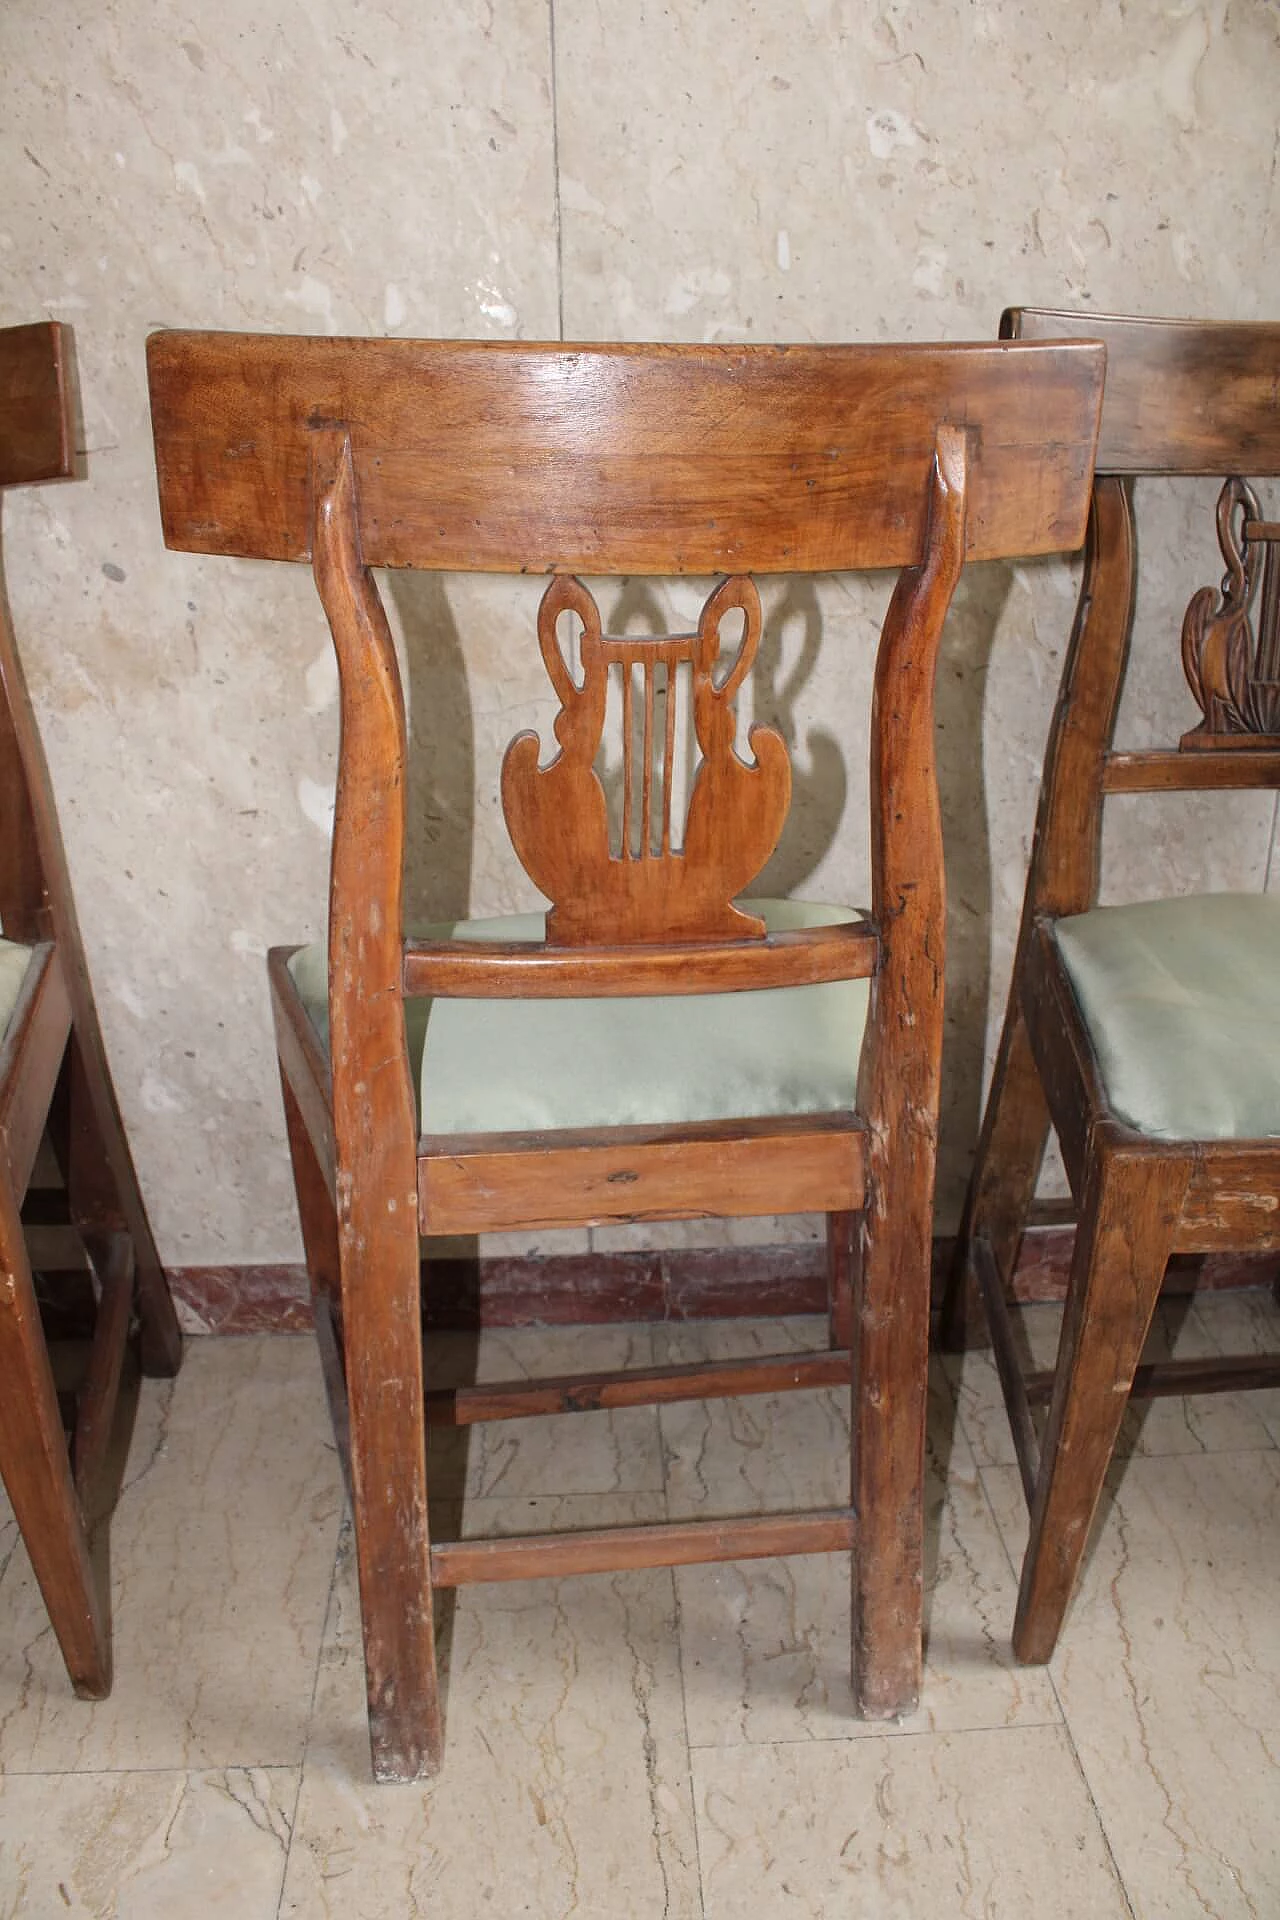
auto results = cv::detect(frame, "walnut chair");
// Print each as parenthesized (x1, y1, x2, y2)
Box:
(0, 321, 182, 1696)
(147, 329, 1104, 1779)
(947, 309, 1280, 1664)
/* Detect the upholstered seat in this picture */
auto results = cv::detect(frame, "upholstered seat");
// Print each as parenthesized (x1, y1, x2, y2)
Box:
(290, 899, 868, 1135)
(1054, 893, 1280, 1142)
(0, 939, 32, 1044)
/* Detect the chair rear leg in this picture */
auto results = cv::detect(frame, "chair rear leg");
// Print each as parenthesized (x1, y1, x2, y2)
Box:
(941, 995, 1053, 1351)
(0, 1170, 110, 1697)
(851, 1193, 930, 1719)
(1014, 1148, 1191, 1664)
(61, 1028, 181, 1379)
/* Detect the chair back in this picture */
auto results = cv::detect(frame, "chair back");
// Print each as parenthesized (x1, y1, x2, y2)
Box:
(0, 322, 75, 945)
(1003, 311, 1280, 878)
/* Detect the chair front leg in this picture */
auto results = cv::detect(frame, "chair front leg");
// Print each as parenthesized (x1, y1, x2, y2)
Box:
(1014, 1144, 1191, 1663)
(0, 1167, 110, 1697)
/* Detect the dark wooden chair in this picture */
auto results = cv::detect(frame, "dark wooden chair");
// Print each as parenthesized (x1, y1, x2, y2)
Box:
(147, 330, 1104, 1779)
(947, 309, 1280, 1663)
(0, 321, 182, 1696)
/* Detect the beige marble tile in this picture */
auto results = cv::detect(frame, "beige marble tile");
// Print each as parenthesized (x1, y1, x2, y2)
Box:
(0, 1766, 295, 1918)
(985, 1449, 1280, 1920)
(658, 1319, 1058, 1742)
(0, 1337, 341, 1772)
(426, 1323, 663, 1500)
(1185, 1285, 1280, 1447)
(692, 1726, 1129, 1917)
(282, 1502, 700, 1918)
(947, 1296, 1277, 1469)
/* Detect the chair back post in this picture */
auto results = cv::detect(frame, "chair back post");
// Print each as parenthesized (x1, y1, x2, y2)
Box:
(0, 321, 76, 945)
(309, 426, 441, 1779)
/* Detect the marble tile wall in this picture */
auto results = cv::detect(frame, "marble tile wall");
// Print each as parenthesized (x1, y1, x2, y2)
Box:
(2, 0, 1277, 1264)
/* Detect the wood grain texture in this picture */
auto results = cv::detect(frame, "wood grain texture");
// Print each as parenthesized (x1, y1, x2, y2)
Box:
(851, 424, 966, 1717)
(148, 331, 1104, 570)
(402, 917, 877, 998)
(426, 1348, 851, 1426)
(310, 428, 442, 1781)
(1004, 309, 1280, 475)
(417, 1113, 867, 1236)
(0, 322, 73, 489)
(502, 574, 790, 943)
(431, 1510, 856, 1588)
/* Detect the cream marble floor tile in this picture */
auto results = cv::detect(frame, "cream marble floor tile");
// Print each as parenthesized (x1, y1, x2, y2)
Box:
(692, 1726, 1130, 1918)
(425, 1323, 663, 1500)
(947, 1296, 1276, 1468)
(0, 1766, 296, 1919)
(283, 1500, 700, 1919)
(1187, 1285, 1280, 1446)
(984, 1449, 1280, 1920)
(658, 1319, 1058, 1744)
(0, 1337, 341, 1773)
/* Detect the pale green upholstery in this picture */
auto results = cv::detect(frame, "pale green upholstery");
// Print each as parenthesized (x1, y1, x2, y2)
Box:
(0, 938, 32, 1046)
(1053, 893, 1280, 1142)
(289, 898, 869, 1135)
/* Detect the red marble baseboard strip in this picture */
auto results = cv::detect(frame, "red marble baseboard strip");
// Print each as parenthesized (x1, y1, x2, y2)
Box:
(166, 1235, 1280, 1336)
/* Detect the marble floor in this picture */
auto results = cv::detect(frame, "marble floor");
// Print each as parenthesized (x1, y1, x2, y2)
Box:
(2, 1292, 1279, 1918)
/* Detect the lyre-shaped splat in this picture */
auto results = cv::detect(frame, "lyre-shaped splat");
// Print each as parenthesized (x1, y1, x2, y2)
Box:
(501, 575, 791, 943)
(1181, 476, 1280, 745)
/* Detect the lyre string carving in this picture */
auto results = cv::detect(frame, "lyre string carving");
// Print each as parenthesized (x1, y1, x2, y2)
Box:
(1181, 476, 1280, 746)
(501, 575, 791, 944)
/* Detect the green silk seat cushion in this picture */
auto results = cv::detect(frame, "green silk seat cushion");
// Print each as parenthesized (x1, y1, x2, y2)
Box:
(0, 938, 32, 1045)
(289, 899, 869, 1135)
(1053, 892, 1280, 1142)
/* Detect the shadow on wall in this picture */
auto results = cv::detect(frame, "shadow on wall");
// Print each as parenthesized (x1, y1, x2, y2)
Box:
(934, 558, 1015, 1227)
(389, 570, 475, 930)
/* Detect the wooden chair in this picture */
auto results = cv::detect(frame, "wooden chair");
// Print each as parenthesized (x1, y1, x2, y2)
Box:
(0, 321, 182, 1696)
(147, 329, 1104, 1779)
(947, 309, 1280, 1663)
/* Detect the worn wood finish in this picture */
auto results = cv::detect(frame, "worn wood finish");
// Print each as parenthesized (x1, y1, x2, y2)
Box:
(950, 310, 1280, 1666)
(0, 322, 73, 488)
(151, 333, 1104, 1778)
(0, 320, 183, 1700)
(503, 574, 791, 943)
(1015, 1149, 1191, 1663)
(403, 918, 877, 999)
(426, 1348, 852, 1426)
(852, 424, 966, 1717)
(148, 332, 1103, 571)
(418, 1114, 867, 1236)
(1024, 1351, 1280, 1404)
(0, 1168, 109, 1697)
(431, 1510, 856, 1588)
(311, 429, 442, 1782)
(1003, 309, 1280, 475)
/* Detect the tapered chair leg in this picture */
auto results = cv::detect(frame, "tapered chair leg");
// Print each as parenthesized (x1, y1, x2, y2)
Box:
(279, 1075, 349, 1470)
(0, 1173, 110, 1697)
(942, 995, 1054, 1352)
(1014, 1148, 1191, 1663)
(61, 1027, 181, 1380)
(851, 1201, 930, 1719)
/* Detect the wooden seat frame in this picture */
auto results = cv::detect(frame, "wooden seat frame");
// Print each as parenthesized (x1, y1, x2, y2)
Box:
(946, 309, 1280, 1663)
(148, 330, 1104, 1779)
(0, 322, 182, 1696)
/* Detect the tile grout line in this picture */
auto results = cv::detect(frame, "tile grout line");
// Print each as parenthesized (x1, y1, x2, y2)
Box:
(655, 1337, 710, 1920)
(548, 0, 564, 341)
(273, 1506, 347, 1920)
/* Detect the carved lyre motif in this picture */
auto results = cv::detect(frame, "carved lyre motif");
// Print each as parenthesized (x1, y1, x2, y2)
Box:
(501, 575, 791, 944)
(1181, 476, 1280, 746)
